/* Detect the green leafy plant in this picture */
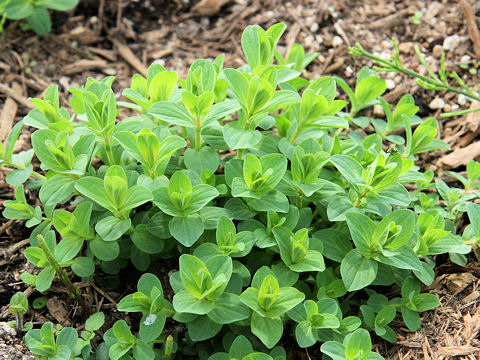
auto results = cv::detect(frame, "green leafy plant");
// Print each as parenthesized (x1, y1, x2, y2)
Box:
(1, 0, 78, 35)
(2, 22, 478, 359)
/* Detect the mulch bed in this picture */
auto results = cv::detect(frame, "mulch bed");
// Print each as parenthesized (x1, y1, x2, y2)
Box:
(0, 0, 479, 358)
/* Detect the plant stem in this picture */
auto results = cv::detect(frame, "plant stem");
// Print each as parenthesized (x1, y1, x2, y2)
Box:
(195, 125, 202, 150)
(237, 149, 245, 159)
(350, 44, 480, 103)
(37, 235, 90, 315)
(103, 137, 115, 165)
(5, 162, 47, 180)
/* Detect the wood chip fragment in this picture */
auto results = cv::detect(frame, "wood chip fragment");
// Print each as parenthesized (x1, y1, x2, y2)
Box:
(139, 28, 170, 42)
(0, 83, 33, 109)
(47, 297, 71, 326)
(458, 0, 480, 57)
(440, 141, 480, 168)
(85, 46, 118, 62)
(0, 82, 20, 142)
(465, 102, 480, 132)
(62, 59, 108, 75)
(192, 0, 232, 16)
(113, 39, 148, 77)
(368, 8, 411, 30)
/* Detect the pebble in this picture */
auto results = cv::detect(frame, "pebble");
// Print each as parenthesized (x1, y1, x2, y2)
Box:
(432, 44, 443, 58)
(332, 36, 343, 47)
(398, 42, 414, 54)
(443, 35, 460, 51)
(458, 94, 467, 106)
(304, 35, 314, 46)
(386, 79, 396, 90)
(373, 105, 384, 116)
(381, 40, 393, 49)
(310, 22, 319, 32)
(345, 66, 353, 76)
(451, 104, 459, 111)
(315, 35, 323, 44)
(379, 52, 391, 61)
(460, 55, 471, 64)
(0, 322, 16, 339)
(429, 97, 445, 110)
(443, 104, 451, 112)
(394, 75, 402, 84)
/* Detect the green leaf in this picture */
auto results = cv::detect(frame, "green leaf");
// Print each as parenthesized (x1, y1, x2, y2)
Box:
(223, 121, 262, 149)
(36, 266, 55, 292)
(36, 0, 78, 11)
(412, 293, 440, 312)
(345, 328, 372, 360)
(169, 215, 204, 247)
(187, 315, 222, 342)
(95, 216, 131, 242)
(85, 312, 105, 332)
(4, 0, 33, 19)
(207, 293, 250, 324)
(27, 7, 51, 35)
(72, 257, 95, 277)
(184, 147, 220, 174)
(89, 235, 119, 261)
(75, 177, 116, 214)
(251, 312, 283, 349)
(147, 102, 195, 127)
(341, 249, 378, 291)
(355, 76, 386, 110)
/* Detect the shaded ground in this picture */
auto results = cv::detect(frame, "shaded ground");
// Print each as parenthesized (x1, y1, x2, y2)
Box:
(0, 0, 480, 358)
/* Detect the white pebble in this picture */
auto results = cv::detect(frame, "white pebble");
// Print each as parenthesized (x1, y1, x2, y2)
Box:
(345, 66, 353, 76)
(332, 36, 343, 47)
(310, 22, 319, 32)
(460, 55, 471, 64)
(458, 94, 467, 106)
(386, 79, 396, 90)
(381, 40, 393, 49)
(429, 97, 445, 110)
(379, 52, 391, 61)
(443, 35, 460, 51)
(451, 104, 459, 111)
(373, 105, 384, 116)
(304, 35, 314, 46)
(443, 104, 451, 112)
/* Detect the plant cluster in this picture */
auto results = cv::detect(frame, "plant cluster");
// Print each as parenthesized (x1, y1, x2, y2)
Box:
(3, 23, 480, 359)
(0, 0, 78, 35)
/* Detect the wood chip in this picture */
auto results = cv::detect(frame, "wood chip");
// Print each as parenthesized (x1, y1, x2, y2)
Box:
(62, 59, 108, 75)
(192, 0, 232, 16)
(113, 39, 148, 77)
(465, 101, 480, 132)
(139, 28, 170, 42)
(0, 82, 20, 142)
(440, 141, 480, 168)
(445, 272, 477, 293)
(458, 0, 480, 57)
(85, 46, 118, 62)
(0, 83, 33, 109)
(367, 8, 412, 30)
(46, 297, 71, 326)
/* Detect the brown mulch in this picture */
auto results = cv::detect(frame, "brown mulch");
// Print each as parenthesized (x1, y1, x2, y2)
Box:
(0, 0, 480, 358)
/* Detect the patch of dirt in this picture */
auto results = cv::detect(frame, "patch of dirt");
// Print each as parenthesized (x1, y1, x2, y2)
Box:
(0, 0, 480, 358)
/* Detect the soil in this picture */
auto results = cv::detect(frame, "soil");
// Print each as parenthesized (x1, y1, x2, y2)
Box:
(0, 0, 480, 359)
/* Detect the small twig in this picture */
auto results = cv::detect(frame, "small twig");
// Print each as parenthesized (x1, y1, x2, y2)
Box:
(0, 219, 14, 236)
(458, 0, 480, 58)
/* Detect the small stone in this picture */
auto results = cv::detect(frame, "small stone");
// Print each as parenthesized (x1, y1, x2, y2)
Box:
(460, 55, 471, 64)
(443, 104, 451, 112)
(386, 79, 396, 90)
(345, 66, 353, 76)
(310, 22, 319, 32)
(398, 42, 414, 54)
(443, 34, 460, 51)
(380, 40, 393, 49)
(458, 94, 467, 106)
(451, 104, 459, 111)
(394, 75, 402, 84)
(304, 35, 314, 46)
(0, 322, 16, 339)
(373, 105, 384, 116)
(332, 36, 343, 47)
(315, 35, 323, 44)
(429, 97, 445, 110)
(432, 44, 443, 58)
(305, 16, 315, 27)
